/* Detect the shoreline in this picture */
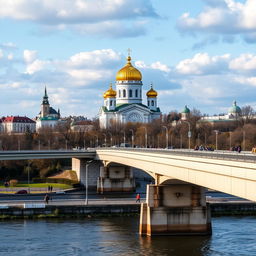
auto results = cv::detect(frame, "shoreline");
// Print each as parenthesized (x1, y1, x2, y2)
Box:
(0, 202, 256, 220)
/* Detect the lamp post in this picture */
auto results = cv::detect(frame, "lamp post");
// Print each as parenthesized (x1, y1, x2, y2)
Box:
(48, 140, 50, 150)
(229, 131, 232, 150)
(102, 133, 107, 147)
(183, 121, 191, 150)
(26, 163, 31, 194)
(122, 131, 126, 144)
(38, 140, 41, 151)
(108, 132, 113, 147)
(65, 139, 68, 150)
(129, 129, 134, 148)
(85, 160, 93, 205)
(162, 126, 169, 149)
(243, 131, 246, 151)
(18, 140, 20, 151)
(214, 130, 219, 150)
(142, 127, 147, 148)
(94, 135, 98, 147)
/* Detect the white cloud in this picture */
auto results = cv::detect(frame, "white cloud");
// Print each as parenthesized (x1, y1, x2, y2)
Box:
(23, 50, 37, 63)
(177, 0, 256, 43)
(229, 53, 256, 71)
(0, 0, 157, 37)
(176, 53, 230, 75)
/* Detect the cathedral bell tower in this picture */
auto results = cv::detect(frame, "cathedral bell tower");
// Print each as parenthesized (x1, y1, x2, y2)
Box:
(41, 86, 50, 117)
(146, 84, 158, 111)
(103, 83, 116, 111)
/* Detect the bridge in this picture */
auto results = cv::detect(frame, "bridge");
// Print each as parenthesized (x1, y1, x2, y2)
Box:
(1, 148, 256, 236)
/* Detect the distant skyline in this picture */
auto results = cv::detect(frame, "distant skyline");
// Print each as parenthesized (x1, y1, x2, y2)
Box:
(1, 0, 256, 118)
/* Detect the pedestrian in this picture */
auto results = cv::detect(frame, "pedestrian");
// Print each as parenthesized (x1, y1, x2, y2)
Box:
(44, 194, 50, 204)
(136, 193, 141, 203)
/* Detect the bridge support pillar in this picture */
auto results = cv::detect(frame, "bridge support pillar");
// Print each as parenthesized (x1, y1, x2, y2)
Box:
(139, 183, 212, 236)
(72, 158, 100, 189)
(97, 164, 135, 193)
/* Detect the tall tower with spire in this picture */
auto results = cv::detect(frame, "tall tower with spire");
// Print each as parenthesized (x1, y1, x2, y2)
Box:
(41, 86, 50, 117)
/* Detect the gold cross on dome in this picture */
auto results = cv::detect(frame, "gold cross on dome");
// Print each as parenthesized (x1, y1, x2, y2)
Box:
(127, 48, 132, 56)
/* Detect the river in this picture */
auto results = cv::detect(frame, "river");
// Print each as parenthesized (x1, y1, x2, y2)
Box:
(0, 216, 255, 256)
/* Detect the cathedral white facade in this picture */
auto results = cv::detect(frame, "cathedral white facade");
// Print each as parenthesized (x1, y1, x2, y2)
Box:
(99, 55, 161, 129)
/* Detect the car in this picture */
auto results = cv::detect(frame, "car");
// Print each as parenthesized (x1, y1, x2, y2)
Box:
(55, 191, 65, 194)
(15, 190, 28, 194)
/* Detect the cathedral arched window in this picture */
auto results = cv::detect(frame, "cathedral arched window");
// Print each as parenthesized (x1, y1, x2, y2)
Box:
(135, 89, 138, 97)
(123, 89, 126, 97)
(148, 100, 150, 106)
(151, 100, 154, 106)
(129, 89, 133, 97)
(110, 100, 112, 106)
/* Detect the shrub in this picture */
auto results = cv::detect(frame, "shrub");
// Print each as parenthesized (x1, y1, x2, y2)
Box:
(9, 179, 18, 187)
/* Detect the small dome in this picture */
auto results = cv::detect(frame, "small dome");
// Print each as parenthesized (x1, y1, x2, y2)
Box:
(229, 101, 241, 114)
(116, 56, 142, 81)
(181, 105, 190, 114)
(104, 84, 116, 98)
(146, 85, 158, 98)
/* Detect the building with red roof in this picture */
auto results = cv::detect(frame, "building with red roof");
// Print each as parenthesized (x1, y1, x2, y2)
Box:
(2, 116, 36, 133)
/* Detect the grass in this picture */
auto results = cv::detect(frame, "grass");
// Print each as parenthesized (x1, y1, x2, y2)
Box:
(0, 183, 72, 190)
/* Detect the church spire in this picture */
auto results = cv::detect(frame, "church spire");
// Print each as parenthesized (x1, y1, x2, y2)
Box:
(42, 86, 49, 105)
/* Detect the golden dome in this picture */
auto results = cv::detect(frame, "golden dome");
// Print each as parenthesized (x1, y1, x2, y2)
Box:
(104, 84, 116, 98)
(146, 85, 158, 98)
(116, 56, 142, 81)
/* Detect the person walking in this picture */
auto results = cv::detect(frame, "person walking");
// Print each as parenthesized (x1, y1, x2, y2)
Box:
(44, 194, 50, 204)
(136, 193, 141, 203)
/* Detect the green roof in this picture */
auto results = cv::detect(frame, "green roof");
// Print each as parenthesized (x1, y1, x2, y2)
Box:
(181, 105, 190, 114)
(101, 103, 161, 113)
(39, 116, 58, 121)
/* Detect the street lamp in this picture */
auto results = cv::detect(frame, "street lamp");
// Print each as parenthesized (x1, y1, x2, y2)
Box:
(229, 131, 232, 150)
(142, 127, 147, 148)
(214, 130, 219, 150)
(243, 131, 246, 151)
(183, 121, 191, 150)
(38, 140, 41, 151)
(102, 133, 107, 147)
(65, 139, 68, 150)
(85, 160, 93, 205)
(162, 126, 169, 149)
(18, 140, 20, 151)
(108, 132, 113, 147)
(129, 129, 134, 148)
(48, 140, 50, 150)
(122, 131, 126, 144)
(94, 135, 98, 147)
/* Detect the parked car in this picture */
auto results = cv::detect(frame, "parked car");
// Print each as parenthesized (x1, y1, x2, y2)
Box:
(15, 190, 28, 194)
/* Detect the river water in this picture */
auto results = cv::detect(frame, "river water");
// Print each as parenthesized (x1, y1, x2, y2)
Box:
(0, 216, 255, 256)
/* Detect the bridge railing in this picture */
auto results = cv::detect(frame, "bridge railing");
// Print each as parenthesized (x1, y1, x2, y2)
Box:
(95, 147, 256, 163)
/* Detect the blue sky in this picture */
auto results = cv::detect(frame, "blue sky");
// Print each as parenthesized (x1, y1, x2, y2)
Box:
(0, 0, 256, 118)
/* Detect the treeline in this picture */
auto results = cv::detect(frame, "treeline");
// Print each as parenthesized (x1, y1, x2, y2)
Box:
(1, 109, 256, 181)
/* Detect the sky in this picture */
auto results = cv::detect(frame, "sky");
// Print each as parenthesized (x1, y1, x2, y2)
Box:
(1, 0, 256, 118)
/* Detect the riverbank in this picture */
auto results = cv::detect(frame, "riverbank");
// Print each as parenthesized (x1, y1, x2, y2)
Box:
(0, 202, 256, 220)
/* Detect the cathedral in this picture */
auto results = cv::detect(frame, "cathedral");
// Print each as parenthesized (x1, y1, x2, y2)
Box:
(99, 54, 161, 129)
(36, 87, 60, 130)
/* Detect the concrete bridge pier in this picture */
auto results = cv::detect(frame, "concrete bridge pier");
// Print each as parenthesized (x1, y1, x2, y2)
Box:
(72, 158, 100, 189)
(97, 163, 135, 193)
(139, 181, 212, 236)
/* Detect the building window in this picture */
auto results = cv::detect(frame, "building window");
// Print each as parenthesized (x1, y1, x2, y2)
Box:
(151, 100, 154, 106)
(119, 90, 121, 98)
(148, 100, 150, 106)
(135, 89, 138, 97)
(110, 100, 112, 106)
(123, 89, 126, 97)
(140, 90, 142, 98)
(129, 89, 132, 97)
